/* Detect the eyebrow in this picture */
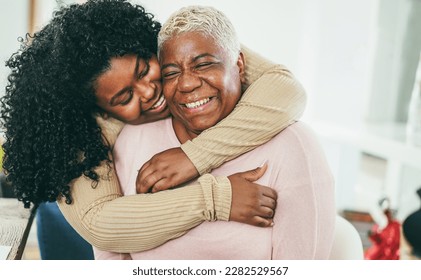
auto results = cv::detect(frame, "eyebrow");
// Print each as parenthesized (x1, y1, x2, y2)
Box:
(161, 53, 217, 71)
(109, 55, 141, 106)
(193, 53, 217, 62)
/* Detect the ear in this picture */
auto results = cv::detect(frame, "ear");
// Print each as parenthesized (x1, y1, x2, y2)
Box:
(99, 111, 109, 120)
(237, 51, 246, 84)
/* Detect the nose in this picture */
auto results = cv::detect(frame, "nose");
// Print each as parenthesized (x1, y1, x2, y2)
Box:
(135, 81, 157, 103)
(178, 71, 202, 93)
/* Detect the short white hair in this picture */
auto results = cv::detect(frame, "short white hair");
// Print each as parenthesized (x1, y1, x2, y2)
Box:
(158, 5, 240, 64)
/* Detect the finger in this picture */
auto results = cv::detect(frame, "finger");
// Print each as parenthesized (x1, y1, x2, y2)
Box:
(259, 185, 277, 201)
(252, 216, 274, 228)
(138, 161, 152, 177)
(136, 172, 163, 193)
(136, 162, 159, 193)
(241, 162, 268, 182)
(255, 205, 275, 219)
(259, 195, 277, 211)
(151, 178, 174, 193)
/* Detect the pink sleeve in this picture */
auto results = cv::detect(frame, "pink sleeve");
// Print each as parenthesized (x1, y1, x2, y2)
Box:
(271, 123, 336, 259)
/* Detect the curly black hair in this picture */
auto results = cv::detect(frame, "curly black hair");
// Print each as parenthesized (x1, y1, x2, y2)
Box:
(0, 0, 161, 208)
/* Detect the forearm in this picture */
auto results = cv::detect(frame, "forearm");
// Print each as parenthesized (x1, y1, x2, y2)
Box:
(58, 117, 232, 253)
(58, 164, 231, 253)
(182, 45, 306, 174)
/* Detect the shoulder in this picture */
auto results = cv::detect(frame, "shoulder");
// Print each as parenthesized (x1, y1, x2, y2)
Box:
(96, 116, 124, 147)
(273, 122, 318, 146)
(120, 118, 170, 137)
(268, 122, 334, 194)
(116, 118, 172, 148)
(240, 44, 291, 79)
(270, 121, 327, 164)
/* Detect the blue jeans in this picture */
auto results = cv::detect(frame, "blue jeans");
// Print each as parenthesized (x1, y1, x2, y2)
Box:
(36, 202, 94, 260)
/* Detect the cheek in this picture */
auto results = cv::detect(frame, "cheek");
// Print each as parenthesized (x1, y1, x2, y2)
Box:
(222, 72, 242, 103)
(166, 102, 179, 117)
(163, 81, 176, 101)
(148, 64, 162, 81)
(115, 103, 139, 118)
(127, 102, 141, 115)
(220, 89, 242, 115)
(223, 70, 241, 91)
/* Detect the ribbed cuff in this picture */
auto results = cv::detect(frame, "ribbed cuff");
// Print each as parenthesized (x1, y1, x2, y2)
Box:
(197, 174, 232, 222)
(213, 176, 232, 222)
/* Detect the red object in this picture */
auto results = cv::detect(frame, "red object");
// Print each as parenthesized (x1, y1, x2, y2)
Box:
(365, 209, 400, 260)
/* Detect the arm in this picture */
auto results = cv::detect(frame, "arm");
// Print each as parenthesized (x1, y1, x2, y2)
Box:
(58, 117, 276, 253)
(57, 117, 230, 253)
(136, 45, 307, 192)
(183, 45, 307, 174)
(57, 163, 231, 253)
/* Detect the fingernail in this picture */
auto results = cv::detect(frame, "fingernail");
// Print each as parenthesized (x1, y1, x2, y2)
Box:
(270, 222, 274, 227)
(259, 160, 268, 168)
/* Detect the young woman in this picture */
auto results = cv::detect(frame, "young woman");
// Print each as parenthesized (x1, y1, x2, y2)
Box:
(0, 0, 306, 253)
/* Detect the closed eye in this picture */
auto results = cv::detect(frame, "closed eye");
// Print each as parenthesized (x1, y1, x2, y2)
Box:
(163, 71, 180, 79)
(120, 90, 133, 105)
(118, 90, 133, 106)
(195, 62, 214, 70)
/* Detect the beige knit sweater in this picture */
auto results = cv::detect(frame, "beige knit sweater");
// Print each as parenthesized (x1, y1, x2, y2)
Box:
(57, 45, 306, 253)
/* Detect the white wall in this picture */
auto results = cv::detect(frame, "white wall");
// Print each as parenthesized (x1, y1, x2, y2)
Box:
(137, 0, 378, 128)
(0, 1, 29, 93)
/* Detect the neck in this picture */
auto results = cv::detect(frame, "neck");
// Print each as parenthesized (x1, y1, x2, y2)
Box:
(172, 117, 200, 144)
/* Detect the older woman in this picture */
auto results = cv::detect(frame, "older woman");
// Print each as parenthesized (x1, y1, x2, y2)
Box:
(1, 0, 305, 254)
(96, 5, 335, 260)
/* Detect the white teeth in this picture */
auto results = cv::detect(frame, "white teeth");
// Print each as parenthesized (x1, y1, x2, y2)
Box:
(152, 95, 164, 109)
(184, 98, 210, 109)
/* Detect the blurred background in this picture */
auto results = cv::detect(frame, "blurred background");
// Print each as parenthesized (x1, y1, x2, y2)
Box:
(1, 0, 421, 259)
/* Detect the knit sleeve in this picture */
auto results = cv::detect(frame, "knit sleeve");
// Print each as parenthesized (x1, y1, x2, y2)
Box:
(180, 45, 307, 175)
(57, 118, 231, 253)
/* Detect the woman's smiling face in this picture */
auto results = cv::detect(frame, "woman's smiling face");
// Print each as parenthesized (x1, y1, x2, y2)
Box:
(159, 31, 244, 139)
(95, 54, 170, 125)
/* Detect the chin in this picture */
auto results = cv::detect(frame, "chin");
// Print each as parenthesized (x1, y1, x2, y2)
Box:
(189, 122, 218, 133)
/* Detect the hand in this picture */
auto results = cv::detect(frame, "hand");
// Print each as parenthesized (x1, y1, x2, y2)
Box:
(136, 147, 199, 194)
(228, 163, 277, 227)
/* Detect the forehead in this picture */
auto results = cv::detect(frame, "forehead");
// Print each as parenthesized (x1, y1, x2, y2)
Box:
(95, 55, 137, 96)
(160, 32, 224, 63)
(100, 55, 137, 82)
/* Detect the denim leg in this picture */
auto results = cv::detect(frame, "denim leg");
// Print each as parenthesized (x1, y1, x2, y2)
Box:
(36, 202, 94, 260)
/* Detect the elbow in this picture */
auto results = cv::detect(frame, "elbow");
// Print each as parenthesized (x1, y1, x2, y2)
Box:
(289, 78, 307, 121)
(282, 78, 307, 123)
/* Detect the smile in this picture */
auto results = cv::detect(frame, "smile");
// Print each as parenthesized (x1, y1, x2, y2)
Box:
(151, 95, 165, 109)
(183, 98, 211, 109)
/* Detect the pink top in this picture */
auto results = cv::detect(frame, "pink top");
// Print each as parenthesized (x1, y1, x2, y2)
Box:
(94, 119, 335, 260)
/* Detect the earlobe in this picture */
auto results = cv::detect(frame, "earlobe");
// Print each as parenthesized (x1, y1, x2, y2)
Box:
(237, 52, 246, 83)
(100, 111, 109, 120)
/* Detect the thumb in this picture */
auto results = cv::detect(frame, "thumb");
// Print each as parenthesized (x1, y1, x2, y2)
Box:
(240, 161, 268, 182)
